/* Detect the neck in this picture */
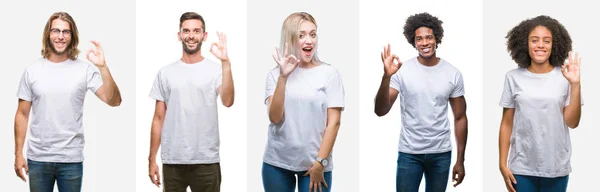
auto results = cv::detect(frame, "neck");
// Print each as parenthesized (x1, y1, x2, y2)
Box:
(181, 50, 204, 64)
(48, 53, 69, 63)
(299, 60, 318, 68)
(527, 61, 553, 73)
(417, 54, 439, 66)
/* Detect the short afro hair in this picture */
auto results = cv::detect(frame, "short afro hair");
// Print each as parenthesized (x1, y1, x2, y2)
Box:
(506, 15, 572, 67)
(403, 12, 444, 48)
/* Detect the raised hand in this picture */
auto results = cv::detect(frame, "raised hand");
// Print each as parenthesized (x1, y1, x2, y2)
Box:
(561, 51, 581, 84)
(272, 43, 299, 78)
(86, 40, 106, 68)
(210, 31, 229, 62)
(381, 43, 402, 77)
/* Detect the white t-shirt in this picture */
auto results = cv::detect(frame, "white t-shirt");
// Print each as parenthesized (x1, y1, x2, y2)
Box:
(390, 57, 464, 154)
(500, 66, 582, 177)
(17, 58, 103, 163)
(150, 59, 223, 164)
(263, 63, 345, 172)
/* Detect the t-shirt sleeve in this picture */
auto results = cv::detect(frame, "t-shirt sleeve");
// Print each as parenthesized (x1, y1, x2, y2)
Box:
(450, 71, 465, 98)
(149, 71, 167, 102)
(499, 74, 515, 108)
(565, 84, 584, 106)
(390, 72, 400, 92)
(326, 71, 345, 110)
(86, 65, 103, 93)
(264, 71, 276, 105)
(214, 67, 223, 95)
(17, 70, 33, 101)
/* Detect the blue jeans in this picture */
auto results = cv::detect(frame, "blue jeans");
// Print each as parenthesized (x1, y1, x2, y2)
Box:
(262, 162, 332, 192)
(512, 174, 569, 192)
(396, 151, 451, 192)
(27, 159, 83, 192)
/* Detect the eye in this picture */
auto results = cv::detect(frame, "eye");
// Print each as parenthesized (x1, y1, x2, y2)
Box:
(299, 34, 304, 38)
(310, 34, 316, 38)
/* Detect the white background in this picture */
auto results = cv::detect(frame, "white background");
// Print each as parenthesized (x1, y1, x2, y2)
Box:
(0, 0, 136, 191)
(247, 0, 360, 191)
(483, 0, 599, 191)
(135, 0, 248, 192)
(359, 0, 483, 191)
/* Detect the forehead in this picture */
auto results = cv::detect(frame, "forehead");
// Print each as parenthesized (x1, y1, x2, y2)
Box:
(529, 26, 552, 37)
(415, 27, 433, 36)
(299, 21, 316, 31)
(51, 19, 71, 29)
(181, 19, 204, 29)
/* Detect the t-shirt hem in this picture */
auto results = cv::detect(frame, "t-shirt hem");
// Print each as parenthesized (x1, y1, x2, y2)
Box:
(263, 159, 333, 172)
(511, 170, 571, 178)
(398, 148, 452, 155)
(17, 95, 32, 101)
(499, 102, 514, 108)
(162, 159, 220, 164)
(27, 156, 84, 163)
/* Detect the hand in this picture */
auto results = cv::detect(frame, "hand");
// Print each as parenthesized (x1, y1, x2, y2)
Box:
(381, 43, 402, 78)
(452, 162, 465, 187)
(500, 166, 517, 192)
(303, 161, 328, 192)
(148, 161, 161, 187)
(561, 51, 581, 84)
(86, 40, 106, 68)
(210, 32, 229, 62)
(14, 155, 28, 182)
(272, 43, 299, 78)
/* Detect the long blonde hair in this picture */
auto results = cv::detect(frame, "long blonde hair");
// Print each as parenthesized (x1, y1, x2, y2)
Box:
(41, 12, 80, 60)
(279, 12, 320, 63)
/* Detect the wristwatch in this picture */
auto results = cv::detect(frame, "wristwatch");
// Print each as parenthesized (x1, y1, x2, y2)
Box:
(316, 157, 328, 166)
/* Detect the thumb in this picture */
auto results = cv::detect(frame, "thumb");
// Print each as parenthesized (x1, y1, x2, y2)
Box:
(510, 174, 517, 184)
(25, 164, 29, 175)
(303, 169, 311, 176)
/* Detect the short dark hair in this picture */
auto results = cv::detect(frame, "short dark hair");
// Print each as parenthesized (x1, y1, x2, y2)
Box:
(506, 15, 572, 67)
(403, 12, 444, 48)
(179, 12, 205, 32)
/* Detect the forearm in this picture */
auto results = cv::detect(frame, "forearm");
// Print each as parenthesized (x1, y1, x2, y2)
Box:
(374, 75, 392, 116)
(564, 83, 581, 128)
(14, 113, 28, 157)
(318, 119, 341, 159)
(148, 120, 163, 162)
(98, 66, 122, 106)
(268, 76, 287, 124)
(498, 125, 512, 168)
(220, 60, 234, 107)
(454, 116, 468, 162)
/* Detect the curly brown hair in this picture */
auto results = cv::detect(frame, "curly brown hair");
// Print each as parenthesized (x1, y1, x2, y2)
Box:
(403, 12, 444, 48)
(506, 15, 572, 67)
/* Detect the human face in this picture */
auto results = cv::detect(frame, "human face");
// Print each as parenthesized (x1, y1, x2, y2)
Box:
(414, 27, 436, 59)
(297, 21, 317, 64)
(49, 19, 72, 55)
(528, 25, 552, 65)
(178, 19, 206, 54)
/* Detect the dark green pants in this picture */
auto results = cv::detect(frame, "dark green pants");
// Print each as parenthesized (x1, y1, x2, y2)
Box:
(163, 163, 221, 192)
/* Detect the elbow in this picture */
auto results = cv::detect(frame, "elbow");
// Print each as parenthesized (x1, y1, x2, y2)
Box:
(374, 108, 387, 117)
(567, 122, 579, 129)
(109, 98, 122, 107)
(223, 99, 234, 108)
(269, 114, 282, 124)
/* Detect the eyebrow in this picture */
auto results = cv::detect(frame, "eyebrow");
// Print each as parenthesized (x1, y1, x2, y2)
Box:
(181, 28, 202, 31)
(299, 30, 316, 33)
(529, 36, 552, 39)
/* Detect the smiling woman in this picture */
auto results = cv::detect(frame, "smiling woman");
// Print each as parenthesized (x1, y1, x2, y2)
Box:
(499, 15, 582, 192)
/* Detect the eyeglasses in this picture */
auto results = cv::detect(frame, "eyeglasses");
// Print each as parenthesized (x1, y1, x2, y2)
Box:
(50, 28, 72, 37)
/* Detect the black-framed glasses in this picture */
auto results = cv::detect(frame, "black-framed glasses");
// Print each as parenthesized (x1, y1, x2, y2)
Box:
(50, 28, 72, 37)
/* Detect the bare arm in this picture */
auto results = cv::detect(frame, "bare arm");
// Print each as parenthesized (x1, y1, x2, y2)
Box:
(450, 96, 468, 163)
(317, 108, 342, 159)
(95, 66, 122, 107)
(14, 99, 31, 181)
(374, 76, 399, 116)
(267, 76, 288, 124)
(498, 108, 515, 169)
(218, 60, 234, 107)
(148, 101, 166, 187)
(564, 83, 581, 128)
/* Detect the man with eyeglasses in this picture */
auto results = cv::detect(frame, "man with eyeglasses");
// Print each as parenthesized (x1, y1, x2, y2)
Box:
(147, 12, 234, 192)
(13, 12, 122, 191)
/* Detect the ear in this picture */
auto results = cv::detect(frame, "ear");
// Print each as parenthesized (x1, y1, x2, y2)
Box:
(202, 31, 208, 42)
(177, 31, 182, 41)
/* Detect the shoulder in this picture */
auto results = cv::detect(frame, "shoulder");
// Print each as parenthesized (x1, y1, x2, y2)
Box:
(504, 67, 524, 78)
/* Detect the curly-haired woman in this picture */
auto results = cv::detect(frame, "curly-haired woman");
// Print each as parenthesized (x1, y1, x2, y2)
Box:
(499, 15, 582, 192)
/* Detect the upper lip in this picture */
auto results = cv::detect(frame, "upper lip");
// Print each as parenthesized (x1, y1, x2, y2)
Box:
(302, 46, 313, 51)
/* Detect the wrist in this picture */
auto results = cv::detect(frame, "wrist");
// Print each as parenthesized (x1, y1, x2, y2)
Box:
(221, 59, 231, 65)
(570, 82, 581, 87)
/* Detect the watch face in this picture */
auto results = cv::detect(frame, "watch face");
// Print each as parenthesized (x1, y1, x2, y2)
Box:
(322, 159, 328, 166)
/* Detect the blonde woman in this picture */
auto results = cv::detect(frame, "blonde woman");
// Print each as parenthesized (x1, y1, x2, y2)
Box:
(262, 12, 344, 192)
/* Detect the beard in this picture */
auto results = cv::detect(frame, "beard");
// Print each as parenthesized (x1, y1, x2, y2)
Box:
(182, 37, 202, 54)
(51, 42, 68, 55)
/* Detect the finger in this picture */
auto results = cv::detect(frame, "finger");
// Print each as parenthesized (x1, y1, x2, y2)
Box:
(17, 168, 25, 182)
(303, 170, 310, 177)
(383, 45, 388, 58)
(393, 54, 402, 66)
(156, 172, 161, 187)
(386, 44, 391, 58)
(90, 40, 103, 53)
(289, 55, 299, 65)
(509, 174, 517, 184)
(308, 181, 314, 192)
(86, 49, 94, 61)
(210, 42, 218, 53)
(507, 181, 516, 192)
(318, 182, 322, 192)
(222, 32, 227, 46)
(381, 51, 385, 63)
(322, 179, 329, 188)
